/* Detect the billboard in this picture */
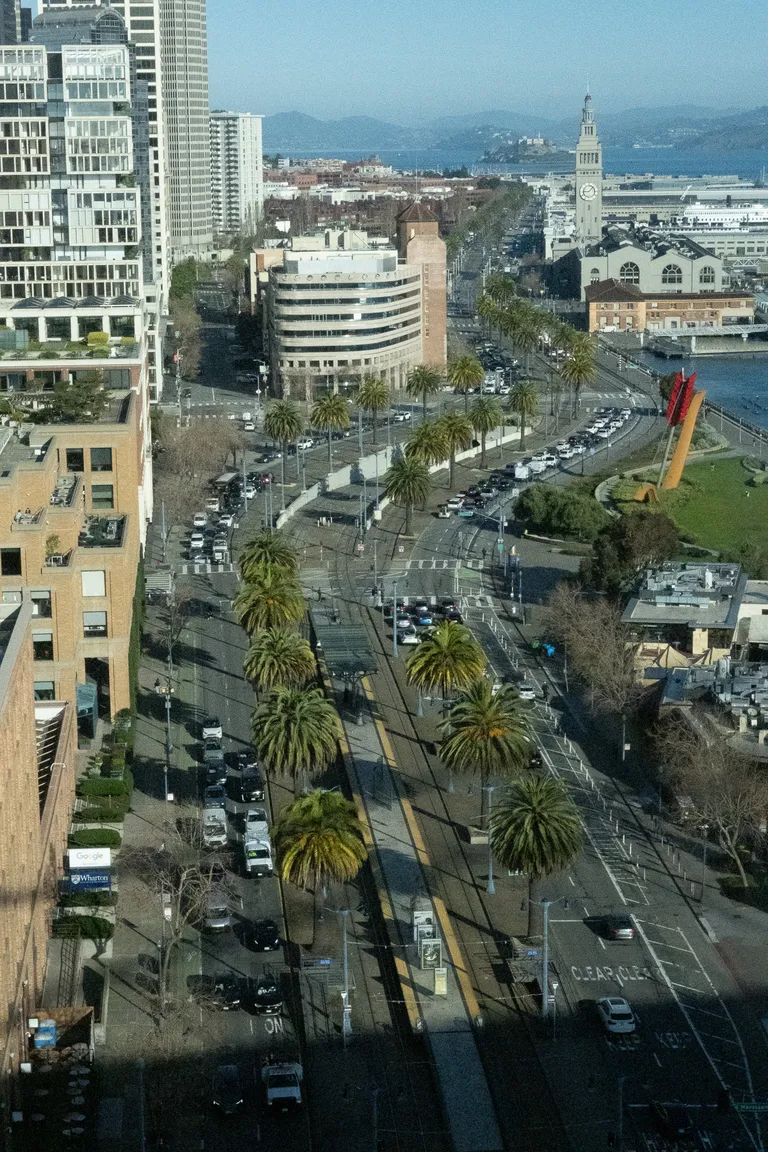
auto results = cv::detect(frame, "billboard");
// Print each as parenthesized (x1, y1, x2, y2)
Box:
(68, 848, 112, 869)
(68, 869, 111, 891)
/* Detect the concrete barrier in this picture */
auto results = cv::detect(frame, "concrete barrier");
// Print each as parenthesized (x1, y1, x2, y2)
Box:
(275, 482, 319, 529)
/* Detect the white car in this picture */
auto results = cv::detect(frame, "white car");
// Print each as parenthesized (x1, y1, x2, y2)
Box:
(596, 428, 611, 439)
(202, 715, 222, 740)
(217, 511, 235, 528)
(446, 496, 464, 510)
(192, 512, 207, 529)
(391, 410, 411, 422)
(296, 437, 314, 450)
(244, 484, 257, 499)
(205, 497, 220, 513)
(244, 808, 269, 837)
(243, 421, 255, 432)
(399, 629, 420, 645)
(597, 996, 636, 1034)
(437, 505, 452, 518)
(517, 682, 537, 701)
(189, 531, 205, 550)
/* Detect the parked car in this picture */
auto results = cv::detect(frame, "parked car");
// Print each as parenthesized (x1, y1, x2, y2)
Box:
(446, 496, 464, 511)
(192, 512, 207, 529)
(244, 918, 280, 952)
(202, 715, 222, 740)
(211, 1064, 245, 1114)
(203, 890, 232, 932)
(296, 436, 314, 450)
(597, 996, 636, 1034)
(217, 511, 235, 528)
(436, 505, 451, 518)
(391, 410, 411, 422)
(189, 974, 241, 1012)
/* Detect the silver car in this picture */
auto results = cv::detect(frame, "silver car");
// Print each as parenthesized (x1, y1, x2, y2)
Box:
(204, 890, 232, 932)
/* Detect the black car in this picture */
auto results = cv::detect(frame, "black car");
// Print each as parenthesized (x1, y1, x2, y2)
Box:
(188, 973, 241, 1011)
(206, 762, 227, 787)
(245, 918, 280, 952)
(228, 772, 265, 804)
(249, 972, 283, 1015)
(211, 1064, 245, 1114)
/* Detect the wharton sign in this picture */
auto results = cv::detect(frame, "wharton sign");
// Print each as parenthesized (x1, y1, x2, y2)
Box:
(68, 869, 111, 891)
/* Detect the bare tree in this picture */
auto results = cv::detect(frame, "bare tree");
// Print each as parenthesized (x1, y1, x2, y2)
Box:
(154, 473, 206, 557)
(545, 582, 647, 718)
(120, 810, 236, 1017)
(655, 712, 768, 889)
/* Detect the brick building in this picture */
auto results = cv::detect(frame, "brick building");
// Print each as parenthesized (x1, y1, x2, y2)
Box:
(0, 600, 77, 1075)
(396, 202, 447, 370)
(584, 278, 755, 333)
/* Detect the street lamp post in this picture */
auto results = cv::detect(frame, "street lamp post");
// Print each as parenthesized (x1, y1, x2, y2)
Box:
(340, 908, 351, 1045)
(392, 580, 398, 658)
(541, 897, 553, 1018)
(484, 784, 497, 894)
(700, 823, 710, 902)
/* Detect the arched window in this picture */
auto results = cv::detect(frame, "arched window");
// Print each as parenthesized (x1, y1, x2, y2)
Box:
(699, 265, 715, 285)
(618, 262, 640, 285)
(590, 267, 601, 284)
(661, 264, 683, 285)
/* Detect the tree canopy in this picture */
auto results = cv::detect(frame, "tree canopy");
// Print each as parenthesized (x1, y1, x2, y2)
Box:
(515, 483, 610, 542)
(582, 510, 679, 594)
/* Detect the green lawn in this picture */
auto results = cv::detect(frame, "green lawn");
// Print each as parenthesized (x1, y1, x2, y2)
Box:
(657, 456, 768, 553)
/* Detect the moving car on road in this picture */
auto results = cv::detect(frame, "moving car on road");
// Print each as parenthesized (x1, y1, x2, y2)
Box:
(244, 918, 280, 952)
(601, 914, 636, 941)
(249, 971, 283, 1015)
(211, 1064, 245, 1114)
(597, 996, 636, 1034)
(202, 715, 222, 740)
(190, 974, 241, 1012)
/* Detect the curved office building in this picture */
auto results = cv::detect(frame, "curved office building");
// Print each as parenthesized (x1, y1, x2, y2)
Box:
(266, 236, 424, 399)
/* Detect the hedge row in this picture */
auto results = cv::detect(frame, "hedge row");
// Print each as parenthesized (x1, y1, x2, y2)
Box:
(68, 828, 121, 849)
(53, 915, 114, 942)
(59, 891, 118, 909)
(76, 807, 125, 824)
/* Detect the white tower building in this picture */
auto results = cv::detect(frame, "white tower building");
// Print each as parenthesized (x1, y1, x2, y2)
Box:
(574, 93, 603, 247)
(210, 110, 264, 237)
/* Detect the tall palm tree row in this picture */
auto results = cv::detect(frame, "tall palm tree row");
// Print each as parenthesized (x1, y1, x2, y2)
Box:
(239, 529, 298, 582)
(559, 337, 596, 416)
(404, 420, 448, 468)
(447, 355, 484, 413)
(251, 685, 341, 794)
(356, 377, 390, 445)
(274, 788, 368, 941)
(508, 379, 539, 449)
(311, 392, 351, 472)
(469, 395, 502, 469)
(234, 563, 305, 633)
(405, 620, 486, 703)
(406, 364, 443, 420)
(244, 626, 316, 692)
(437, 412, 473, 487)
(440, 680, 531, 820)
(263, 400, 304, 505)
(384, 455, 431, 536)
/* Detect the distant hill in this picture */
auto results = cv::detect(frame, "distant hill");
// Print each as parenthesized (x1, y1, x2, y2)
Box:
(262, 112, 425, 152)
(676, 106, 768, 151)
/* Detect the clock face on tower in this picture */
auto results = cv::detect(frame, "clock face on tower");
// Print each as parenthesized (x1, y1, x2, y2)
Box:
(579, 182, 598, 201)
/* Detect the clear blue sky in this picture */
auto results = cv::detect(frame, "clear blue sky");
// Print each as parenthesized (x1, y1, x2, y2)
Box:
(208, 0, 767, 123)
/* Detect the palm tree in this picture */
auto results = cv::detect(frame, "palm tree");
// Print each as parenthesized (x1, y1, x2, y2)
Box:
(560, 337, 596, 417)
(357, 377, 389, 445)
(441, 680, 530, 821)
(384, 456, 431, 536)
(477, 295, 502, 336)
(311, 392, 350, 472)
(405, 420, 448, 467)
(274, 788, 367, 942)
(437, 412, 473, 487)
(512, 314, 541, 374)
(244, 627, 316, 691)
(264, 400, 303, 513)
(490, 775, 583, 934)
(483, 273, 517, 306)
(239, 530, 297, 581)
(251, 685, 341, 794)
(469, 395, 502, 469)
(406, 364, 442, 420)
(234, 566, 304, 634)
(405, 620, 486, 701)
(448, 355, 484, 413)
(508, 379, 539, 449)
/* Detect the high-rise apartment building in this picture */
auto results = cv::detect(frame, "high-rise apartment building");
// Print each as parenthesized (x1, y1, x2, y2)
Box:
(210, 110, 264, 238)
(160, 0, 212, 260)
(0, 0, 20, 43)
(39, 0, 170, 402)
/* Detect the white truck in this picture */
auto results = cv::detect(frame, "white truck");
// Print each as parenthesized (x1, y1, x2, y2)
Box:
(261, 1060, 303, 1111)
(244, 832, 273, 877)
(513, 463, 531, 481)
(202, 806, 227, 849)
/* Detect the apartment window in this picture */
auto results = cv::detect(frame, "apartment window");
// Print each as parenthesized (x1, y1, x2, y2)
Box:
(2, 589, 21, 604)
(81, 570, 105, 597)
(90, 447, 113, 472)
(92, 484, 114, 509)
(66, 447, 84, 472)
(34, 680, 55, 701)
(83, 610, 107, 637)
(30, 590, 52, 618)
(661, 264, 683, 285)
(32, 631, 53, 661)
(590, 268, 601, 284)
(1, 548, 21, 576)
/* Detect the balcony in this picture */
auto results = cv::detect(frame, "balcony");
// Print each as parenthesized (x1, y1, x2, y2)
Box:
(78, 514, 125, 548)
(49, 474, 80, 508)
(44, 549, 72, 568)
(0, 339, 140, 363)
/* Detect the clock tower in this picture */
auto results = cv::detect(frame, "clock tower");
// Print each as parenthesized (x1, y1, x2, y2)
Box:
(574, 93, 603, 247)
